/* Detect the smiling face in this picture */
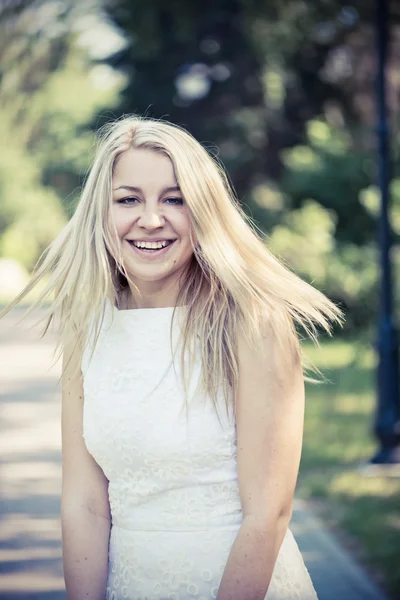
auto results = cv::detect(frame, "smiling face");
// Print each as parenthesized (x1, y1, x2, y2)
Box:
(110, 148, 195, 307)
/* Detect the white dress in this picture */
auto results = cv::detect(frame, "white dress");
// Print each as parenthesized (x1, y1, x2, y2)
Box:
(81, 302, 318, 600)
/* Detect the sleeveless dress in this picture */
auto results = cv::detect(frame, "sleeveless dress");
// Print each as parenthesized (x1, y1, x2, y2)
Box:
(81, 303, 318, 600)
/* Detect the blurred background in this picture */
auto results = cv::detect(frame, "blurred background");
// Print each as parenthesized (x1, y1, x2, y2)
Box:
(0, 0, 399, 599)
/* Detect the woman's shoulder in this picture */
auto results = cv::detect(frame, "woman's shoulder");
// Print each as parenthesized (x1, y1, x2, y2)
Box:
(236, 309, 300, 382)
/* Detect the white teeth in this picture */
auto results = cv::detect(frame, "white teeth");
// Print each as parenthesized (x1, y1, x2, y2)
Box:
(132, 240, 170, 249)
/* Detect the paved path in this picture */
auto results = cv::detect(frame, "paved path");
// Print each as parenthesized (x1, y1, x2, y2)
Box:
(0, 307, 392, 600)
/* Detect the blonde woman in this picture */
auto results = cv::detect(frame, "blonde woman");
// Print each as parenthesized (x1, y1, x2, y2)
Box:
(3, 116, 344, 599)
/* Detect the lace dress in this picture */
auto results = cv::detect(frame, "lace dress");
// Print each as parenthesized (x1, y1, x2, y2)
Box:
(81, 303, 318, 600)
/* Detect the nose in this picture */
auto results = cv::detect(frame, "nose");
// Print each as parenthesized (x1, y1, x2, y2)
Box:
(137, 204, 165, 229)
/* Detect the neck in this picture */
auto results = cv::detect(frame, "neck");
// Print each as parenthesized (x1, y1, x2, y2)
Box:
(121, 285, 180, 310)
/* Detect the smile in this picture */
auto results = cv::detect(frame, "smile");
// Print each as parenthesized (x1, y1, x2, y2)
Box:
(127, 239, 176, 257)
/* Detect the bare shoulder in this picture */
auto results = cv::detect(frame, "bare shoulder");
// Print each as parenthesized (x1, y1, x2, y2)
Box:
(236, 315, 301, 392)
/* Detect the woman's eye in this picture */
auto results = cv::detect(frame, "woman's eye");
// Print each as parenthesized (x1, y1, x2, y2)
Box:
(118, 197, 138, 205)
(165, 197, 184, 205)
(116, 196, 183, 206)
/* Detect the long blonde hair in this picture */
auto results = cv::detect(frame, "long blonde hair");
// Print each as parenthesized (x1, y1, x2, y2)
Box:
(1, 115, 344, 419)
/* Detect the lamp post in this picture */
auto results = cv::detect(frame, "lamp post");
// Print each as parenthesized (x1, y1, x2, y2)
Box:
(371, 0, 400, 464)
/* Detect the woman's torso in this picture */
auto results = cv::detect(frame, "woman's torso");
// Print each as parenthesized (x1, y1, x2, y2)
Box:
(80, 302, 317, 600)
(81, 302, 243, 534)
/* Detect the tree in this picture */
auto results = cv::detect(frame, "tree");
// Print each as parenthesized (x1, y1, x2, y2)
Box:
(0, 0, 123, 268)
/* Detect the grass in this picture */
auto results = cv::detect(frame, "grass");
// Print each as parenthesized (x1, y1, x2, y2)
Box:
(298, 335, 400, 599)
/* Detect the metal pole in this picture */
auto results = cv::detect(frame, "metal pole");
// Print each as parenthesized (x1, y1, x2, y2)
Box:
(371, 0, 400, 464)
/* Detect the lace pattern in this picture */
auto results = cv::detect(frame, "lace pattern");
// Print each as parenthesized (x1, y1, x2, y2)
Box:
(82, 303, 318, 599)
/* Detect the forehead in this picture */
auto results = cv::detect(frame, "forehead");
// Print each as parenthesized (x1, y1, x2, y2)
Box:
(113, 148, 177, 189)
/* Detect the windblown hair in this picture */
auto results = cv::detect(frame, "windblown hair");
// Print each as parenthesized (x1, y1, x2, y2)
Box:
(1, 115, 344, 419)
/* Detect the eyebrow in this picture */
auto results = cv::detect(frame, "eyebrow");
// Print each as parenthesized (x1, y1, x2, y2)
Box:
(113, 185, 181, 194)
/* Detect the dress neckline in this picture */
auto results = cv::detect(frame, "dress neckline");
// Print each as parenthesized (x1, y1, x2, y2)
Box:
(116, 305, 175, 312)
(113, 303, 185, 314)
(112, 289, 187, 313)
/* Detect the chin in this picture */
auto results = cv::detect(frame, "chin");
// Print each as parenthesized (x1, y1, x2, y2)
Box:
(123, 267, 177, 283)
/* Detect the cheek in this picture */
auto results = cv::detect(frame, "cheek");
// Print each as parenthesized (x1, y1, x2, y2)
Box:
(106, 213, 127, 261)
(175, 210, 194, 241)
(109, 207, 130, 239)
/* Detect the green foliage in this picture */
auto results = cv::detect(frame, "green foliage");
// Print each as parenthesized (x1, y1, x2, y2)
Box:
(0, 1, 123, 268)
(280, 119, 374, 244)
(267, 199, 380, 329)
(27, 45, 122, 214)
(0, 186, 66, 270)
(0, 113, 67, 270)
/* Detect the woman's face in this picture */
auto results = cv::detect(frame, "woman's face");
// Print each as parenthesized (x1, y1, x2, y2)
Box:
(110, 148, 195, 302)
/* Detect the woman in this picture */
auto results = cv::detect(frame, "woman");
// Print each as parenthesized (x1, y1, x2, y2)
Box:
(3, 115, 344, 599)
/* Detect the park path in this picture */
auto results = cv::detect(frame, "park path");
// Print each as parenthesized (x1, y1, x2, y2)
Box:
(0, 307, 391, 600)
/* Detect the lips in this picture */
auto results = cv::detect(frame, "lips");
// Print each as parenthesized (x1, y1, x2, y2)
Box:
(126, 239, 177, 257)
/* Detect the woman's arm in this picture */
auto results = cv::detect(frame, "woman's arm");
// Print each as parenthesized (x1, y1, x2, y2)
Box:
(61, 330, 111, 600)
(216, 322, 305, 600)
